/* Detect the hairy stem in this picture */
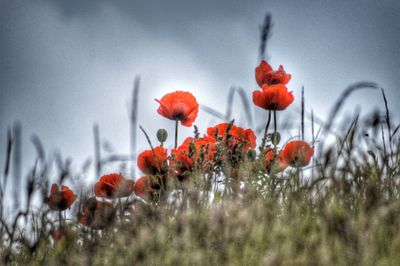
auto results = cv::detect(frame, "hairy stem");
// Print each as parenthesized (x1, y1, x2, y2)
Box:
(273, 110, 277, 154)
(259, 111, 272, 152)
(175, 120, 179, 149)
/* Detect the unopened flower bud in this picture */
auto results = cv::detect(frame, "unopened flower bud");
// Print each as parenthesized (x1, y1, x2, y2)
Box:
(271, 132, 281, 145)
(157, 129, 168, 143)
(247, 149, 257, 161)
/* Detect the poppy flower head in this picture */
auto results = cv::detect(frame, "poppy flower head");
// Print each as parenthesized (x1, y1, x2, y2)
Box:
(206, 122, 236, 139)
(47, 184, 77, 211)
(134, 176, 155, 200)
(255, 60, 273, 87)
(155, 91, 199, 127)
(94, 173, 135, 199)
(256, 61, 291, 87)
(263, 148, 288, 174)
(207, 123, 256, 152)
(78, 198, 114, 229)
(282, 141, 314, 167)
(234, 127, 257, 151)
(195, 136, 217, 161)
(169, 135, 216, 181)
(268, 65, 292, 85)
(253, 84, 294, 111)
(137, 146, 168, 175)
(182, 136, 216, 161)
(170, 144, 194, 181)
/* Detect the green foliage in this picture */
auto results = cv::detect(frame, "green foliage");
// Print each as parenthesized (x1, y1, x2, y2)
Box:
(3, 157, 400, 265)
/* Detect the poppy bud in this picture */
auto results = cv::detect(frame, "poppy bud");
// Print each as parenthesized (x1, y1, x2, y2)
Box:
(271, 132, 281, 145)
(157, 129, 168, 143)
(247, 149, 257, 161)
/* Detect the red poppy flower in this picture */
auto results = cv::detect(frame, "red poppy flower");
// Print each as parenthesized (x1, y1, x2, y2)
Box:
(155, 91, 199, 127)
(169, 136, 216, 177)
(94, 173, 135, 199)
(207, 123, 256, 152)
(46, 184, 77, 211)
(78, 198, 114, 229)
(281, 141, 314, 167)
(134, 176, 155, 200)
(182, 136, 216, 161)
(170, 144, 194, 181)
(137, 146, 168, 175)
(255, 60, 291, 87)
(263, 148, 288, 174)
(253, 84, 294, 111)
(234, 127, 257, 151)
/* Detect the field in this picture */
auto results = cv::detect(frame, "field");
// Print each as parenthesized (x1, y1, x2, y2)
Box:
(1, 14, 399, 266)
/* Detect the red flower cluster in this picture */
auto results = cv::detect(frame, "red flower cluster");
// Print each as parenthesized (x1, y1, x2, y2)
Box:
(46, 175, 134, 228)
(182, 136, 216, 162)
(253, 61, 294, 111)
(44, 60, 316, 231)
(135, 147, 169, 199)
(206, 122, 256, 152)
(170, 136, 216, 181)
(170, 144, 194, 181)
(252, 60, 313, 173)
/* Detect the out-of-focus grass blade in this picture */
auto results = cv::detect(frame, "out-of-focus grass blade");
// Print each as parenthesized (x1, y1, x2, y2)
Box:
(200, 104, 226, 120)
(130, 76, 140, 179)
(325, 81, 378, 133)
(259, 13, 272, 61)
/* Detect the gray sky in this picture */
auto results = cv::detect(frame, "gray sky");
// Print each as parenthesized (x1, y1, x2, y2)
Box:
(1, 0, 399, 182)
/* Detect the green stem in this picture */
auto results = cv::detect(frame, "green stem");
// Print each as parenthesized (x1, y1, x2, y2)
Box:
(259, 111, 272, 152)
(58, 210, 62, 228)
(273, 110, 277, 154)
(118, 198, 124, 217)
(175, 120, 179, 149)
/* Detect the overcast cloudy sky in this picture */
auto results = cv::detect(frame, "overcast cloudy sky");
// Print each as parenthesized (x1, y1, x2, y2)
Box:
(1, 0, 399, 182)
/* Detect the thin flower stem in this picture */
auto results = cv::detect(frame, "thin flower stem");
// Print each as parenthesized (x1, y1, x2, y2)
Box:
(59, 210, 62, 228)
(118, 198, 123, 216)
(139, 126, 154, 151)
(175, 120, 179, 149)
(259, 111, 272, 152)
(301, 86, 305, 141)
(273, 110, 277, 154)
(296, 166, 301, 190)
